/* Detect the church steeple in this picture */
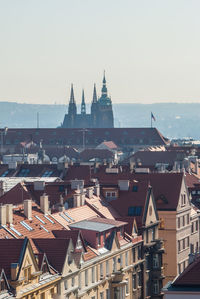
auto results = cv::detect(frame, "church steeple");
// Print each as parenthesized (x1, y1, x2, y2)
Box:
(101, 71, 108, 98)
(81, 89, 86, 114)
(92, 83, 97, 103)
(69, 84, 75, 104)
(68, 84, 77, 116)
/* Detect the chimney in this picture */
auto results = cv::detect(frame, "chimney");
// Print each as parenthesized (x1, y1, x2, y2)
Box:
(86, 187, 94, 199)
(94, 184, 100, 197)
(80, 189, 86, 206)
(0, 181, 4, 197)
(6, 204, 13, 225)
(118, 180, 129, 191)
(0, 205, 6, 226)
(73, 190, 81, 207)
(34, 181, 45, 191)
(24, 200, 32, 219)
(40, 194, 49, 214)
(11, 263, 19, 280)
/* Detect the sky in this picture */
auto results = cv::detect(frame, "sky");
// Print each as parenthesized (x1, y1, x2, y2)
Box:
(0, 0, 200, 105)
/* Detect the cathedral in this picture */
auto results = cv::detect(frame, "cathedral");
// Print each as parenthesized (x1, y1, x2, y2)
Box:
(62, 73, 114, 128)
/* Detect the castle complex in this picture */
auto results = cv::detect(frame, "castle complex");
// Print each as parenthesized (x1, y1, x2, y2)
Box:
(62, 73, 114, 128)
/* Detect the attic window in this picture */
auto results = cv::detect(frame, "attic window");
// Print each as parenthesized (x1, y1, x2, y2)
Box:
(132, 185, 138, 192)
(128, 206, 142, 216)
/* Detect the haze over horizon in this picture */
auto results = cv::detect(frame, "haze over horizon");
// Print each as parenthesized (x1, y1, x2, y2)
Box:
(1, 0, 200, 105)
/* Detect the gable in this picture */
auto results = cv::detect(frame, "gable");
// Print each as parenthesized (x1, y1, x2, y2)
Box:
(177, 177, 191, 212)
(18, 241, 38, 281)
(144, 191, 158, 226)
(62, 239, 77, 276)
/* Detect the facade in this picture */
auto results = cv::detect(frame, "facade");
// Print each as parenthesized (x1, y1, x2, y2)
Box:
(62, 73, 114, 128)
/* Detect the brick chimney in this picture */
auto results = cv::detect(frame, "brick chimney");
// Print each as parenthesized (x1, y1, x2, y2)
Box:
(118, 180, 129, 191)
(94, 184, 100, 197)
(73, 190, 81, 207)
(24, 199, 32, 219)
(0, 205, 6, 226)
(6, 204, 13, 225)
(86, 187, 94, 199)
(40, 194, 49, 214)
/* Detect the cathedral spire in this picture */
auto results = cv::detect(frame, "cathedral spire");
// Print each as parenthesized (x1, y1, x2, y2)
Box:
(81, 89, 86, 114)
(69, 84, 75, 104)
(92, 83, 97, 103)
(101, 71, 107, 98)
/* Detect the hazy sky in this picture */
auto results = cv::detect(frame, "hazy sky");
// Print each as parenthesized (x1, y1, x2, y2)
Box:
(0, 0, 200, 104)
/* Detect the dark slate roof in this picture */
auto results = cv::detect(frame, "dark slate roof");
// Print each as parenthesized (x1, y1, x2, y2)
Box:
(69, 220, 114, 232)
(173, 256, 200, 286)
(32, 238, 70, 273)
(0, 239, 26, 278)
(130, 151, 181, 167)
(0, 128, 168, 147)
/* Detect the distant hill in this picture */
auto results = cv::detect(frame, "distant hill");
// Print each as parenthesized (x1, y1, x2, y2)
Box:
(0, 101, 199, 139)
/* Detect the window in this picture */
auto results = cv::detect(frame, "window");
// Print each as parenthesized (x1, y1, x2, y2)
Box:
(40, 293, 45, 299)
(64, 280, 68, 290)
(178, 240, 181, 252)
(138, 271, 142, 287)
(106, 289, 110, 299)
(71, 276, 75, 287)
(85, 270, 88, 286)
(152, 227, 155, 241)
(106, 260, 109, 276)
(138, 246, 142, 259)
(183, 239, 185, 250)
(178, 217, 180, 228)
(125, 252, 128, 266)
(187, 237, 189, 247)
(182, 215, 185, 227)
(153, 254, 159, 269)
(126, 279, 129, 295)
(192, 222, 194, 233)
(132, 248, 136, 263)
(100, 263, 103, 277)
(153, 280, 159, 294)
(92, 267, 95, 283)
(196, 220, 198, 231)
(113, 257, 117, 272)
(196, 242, 199, 252)
(120, 254, 123, 268)
(181, 194, 186, 206)
(178, 263, 181, 274)
(187, 214, 190, 225)
(190, 243, 194, 254)
(100, 292, 104, 299)
(132, 274, 136, 290)
(24, 267, 31, 284)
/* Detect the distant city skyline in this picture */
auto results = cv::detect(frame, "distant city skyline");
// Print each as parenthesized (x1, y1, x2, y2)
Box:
(0, 0, 200, 104)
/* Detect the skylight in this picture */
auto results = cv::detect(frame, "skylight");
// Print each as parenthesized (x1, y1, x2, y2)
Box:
(64, 212, 74, 222)
(10, 225, 22, 236)
(35, 215, 46, 224)
(1, 170, 9, 177)
(42, 171, 53, 177)
(20, 221, 33, 231)
(40, 225, 49, 233)
(60, 213, 70, 223)
(44, 215, 54, 224)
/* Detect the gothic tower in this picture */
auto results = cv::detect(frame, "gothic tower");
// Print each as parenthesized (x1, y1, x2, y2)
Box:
(67, 84, 77, 128)
(97, 72, 114, 128)
(91, 84, 98, 127)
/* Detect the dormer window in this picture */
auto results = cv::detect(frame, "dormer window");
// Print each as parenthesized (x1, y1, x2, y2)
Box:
(106, 191, 116, 199)
(24, 266, 31, 284)
(76, 237, 83, 250)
